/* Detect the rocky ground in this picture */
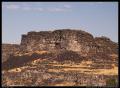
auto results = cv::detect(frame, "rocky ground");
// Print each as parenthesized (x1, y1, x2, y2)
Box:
(2, 50, 118, 87)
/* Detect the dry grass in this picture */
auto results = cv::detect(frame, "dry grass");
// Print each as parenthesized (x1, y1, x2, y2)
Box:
(8, 68, 22, 72)
(48, 69, 63, 73)
(15, 50, 49, 56)
(50, 61, 92, 67)
(7, 58, 118, 76)
(31, 58, 47, 65)
(93, 64, 118, 75)
(34, 50, 48, 54)
(54, 81, 75, 86)
(47, 60, 118, 75)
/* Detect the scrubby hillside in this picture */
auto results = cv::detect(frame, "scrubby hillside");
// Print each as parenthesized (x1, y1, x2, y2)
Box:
(2, 29, 118, 87)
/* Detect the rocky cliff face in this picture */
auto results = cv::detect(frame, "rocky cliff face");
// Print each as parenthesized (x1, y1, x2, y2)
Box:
(20, 29, 117, 56)
(20, 30, 84, 53)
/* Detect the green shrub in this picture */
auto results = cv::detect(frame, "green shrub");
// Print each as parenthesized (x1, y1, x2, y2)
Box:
(106, 78, 117, 87)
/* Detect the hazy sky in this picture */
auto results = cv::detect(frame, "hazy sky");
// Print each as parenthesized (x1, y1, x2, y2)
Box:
(2, 2, 118, 44)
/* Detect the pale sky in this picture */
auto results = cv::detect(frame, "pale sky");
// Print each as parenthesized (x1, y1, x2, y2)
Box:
(2, 2, 118, 44)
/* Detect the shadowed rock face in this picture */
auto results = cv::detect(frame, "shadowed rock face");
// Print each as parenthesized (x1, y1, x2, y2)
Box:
(2, 29, 118, 63)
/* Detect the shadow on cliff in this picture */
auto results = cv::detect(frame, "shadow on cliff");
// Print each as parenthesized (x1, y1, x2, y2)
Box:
(54, 51, 85, 63)
(2, 53, 53, 70)
(2, 51, 85, 70)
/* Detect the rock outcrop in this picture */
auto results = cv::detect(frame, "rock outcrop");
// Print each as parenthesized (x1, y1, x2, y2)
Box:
(95, 36, 118, 54)
(20, 29, 117, 55)
(2, 29, 118, 63)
